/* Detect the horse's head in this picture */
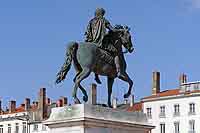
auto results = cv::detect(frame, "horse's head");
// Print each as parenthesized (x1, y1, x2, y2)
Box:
(114, 25, 134, 53)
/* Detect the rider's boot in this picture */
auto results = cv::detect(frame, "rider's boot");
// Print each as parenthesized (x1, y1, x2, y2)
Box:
(95, 74, 102, 84)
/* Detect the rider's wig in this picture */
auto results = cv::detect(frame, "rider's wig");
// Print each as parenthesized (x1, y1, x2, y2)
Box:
(95, 8, 106, 17)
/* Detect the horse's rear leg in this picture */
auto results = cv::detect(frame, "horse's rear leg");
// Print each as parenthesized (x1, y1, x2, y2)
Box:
(79, 85, 88, 102)
(72, 68, 91, 104)
(73, 71, 81, 82)
(107, 77, 114, 108)
(73, 71, 88, 102)
(118, 72, 133, 98)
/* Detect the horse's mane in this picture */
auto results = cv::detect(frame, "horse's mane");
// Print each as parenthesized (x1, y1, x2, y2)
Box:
(102, 24, 130, 46)
(114, 24, 124, 30)
(103, 25, 125, 43)
(108, 24, 129, 36)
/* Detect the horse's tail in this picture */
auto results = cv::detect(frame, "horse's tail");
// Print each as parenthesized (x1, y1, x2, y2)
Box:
(55, 42, 79, 84)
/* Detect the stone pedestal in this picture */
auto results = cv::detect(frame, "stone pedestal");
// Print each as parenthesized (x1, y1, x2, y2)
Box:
(44, 104, 154, 133)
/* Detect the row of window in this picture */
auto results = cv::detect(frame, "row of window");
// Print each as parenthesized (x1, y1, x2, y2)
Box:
(146, 103, 196, 118)
(0, 123, 46, 133)
(160, 120, 195, 133)
(33, 124, 47, 131)
(181, 83, 200, 91)
(0, 122, 26, 133)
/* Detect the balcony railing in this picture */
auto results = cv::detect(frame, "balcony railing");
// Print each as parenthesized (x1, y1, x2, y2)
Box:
(147, 115, 152, 119)
(180, 81, 200, 92)
(173, 112, 180, 117)
(188, 131, 196, 133)
(174, 131, 180, 133)
(159, 113, 166, 118)
(188, 111, 196, 116)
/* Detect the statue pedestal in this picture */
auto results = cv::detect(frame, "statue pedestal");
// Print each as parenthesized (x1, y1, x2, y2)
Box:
(44, 104, 154, 133)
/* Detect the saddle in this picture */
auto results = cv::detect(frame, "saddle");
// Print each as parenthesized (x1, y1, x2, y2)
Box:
(96, 47, 115, 65)
(95, 32, 119, 65)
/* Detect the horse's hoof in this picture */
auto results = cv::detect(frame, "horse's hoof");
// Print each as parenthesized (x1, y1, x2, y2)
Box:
(83, 96, 88, 102)
(74, 98, 81, 104)
(124, 93, 131, 99)
(108, 102, 112, 108)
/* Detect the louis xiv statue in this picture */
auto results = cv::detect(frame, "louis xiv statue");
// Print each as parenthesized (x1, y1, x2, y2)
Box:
(56, 8, 134, 107)
(85, 8, 124, 84)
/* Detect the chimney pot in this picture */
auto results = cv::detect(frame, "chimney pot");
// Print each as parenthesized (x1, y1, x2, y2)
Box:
(9, 100, 16, 113)
(20, 104, 25, 110)
(24, 98, 31, 111)
(60, 97, 68, 106)
(179, 73, 187, 85)
(36, 101, 38, 107)
(152, 71, 160, 95)
(57, 99, 63, 107)
(0, 100, 2, 114)
(124, 99, 128, 104)
(32, 101, 39, 108)
(46, 98, 51, 105)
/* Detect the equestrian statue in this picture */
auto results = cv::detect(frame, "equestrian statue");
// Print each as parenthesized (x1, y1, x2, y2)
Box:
(55, 8, 134, 107)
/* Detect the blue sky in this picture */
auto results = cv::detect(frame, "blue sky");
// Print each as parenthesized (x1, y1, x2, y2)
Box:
(0, 0, 200, 107)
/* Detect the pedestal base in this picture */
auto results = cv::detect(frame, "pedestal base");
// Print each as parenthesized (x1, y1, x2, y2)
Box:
(44, 104, 154, 133)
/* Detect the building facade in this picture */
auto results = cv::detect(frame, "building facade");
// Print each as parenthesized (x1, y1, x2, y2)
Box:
(142, 72, 200, 133)
(0, 88, 68, 133)
(0, 112, 50, 133)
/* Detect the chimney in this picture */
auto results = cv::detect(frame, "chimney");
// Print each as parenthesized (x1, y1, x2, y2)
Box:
(9, 100, 16, 113)
(89, 84, 97, 105)
(124, 99, 128, 104)
(24, 98, 31, 111)
(152, 71, 160, 95)
(35, 101, 38, 107)
(56, 99, 63, 107)
(50, 102, 57, 108)
(20, 104, 25, 110)
(112, 97, 117, 109)
(46, 98, 51, 105)
(38, 88, 46, 119)
(32, 101, 38, 107)
(179, 73, 187, 86)
(61, 97, 68, 106)
(130, 95, 134, 107)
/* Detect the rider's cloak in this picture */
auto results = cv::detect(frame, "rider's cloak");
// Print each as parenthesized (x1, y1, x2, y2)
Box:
(85, 16, 111, 47)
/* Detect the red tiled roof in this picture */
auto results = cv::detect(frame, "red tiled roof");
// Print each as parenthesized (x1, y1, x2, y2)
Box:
(1, 104, 38, 115)
(142, 89, 200, 100)
(15, 106, 25, 112)
(127, 102, 143, 112)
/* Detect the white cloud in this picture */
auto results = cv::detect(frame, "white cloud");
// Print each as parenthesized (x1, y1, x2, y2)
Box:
(183, 0, 200, 9)
(191, 0, 200, 8)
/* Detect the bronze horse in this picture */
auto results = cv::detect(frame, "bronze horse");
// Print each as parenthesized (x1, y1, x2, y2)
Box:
(56, 25, 134, 107)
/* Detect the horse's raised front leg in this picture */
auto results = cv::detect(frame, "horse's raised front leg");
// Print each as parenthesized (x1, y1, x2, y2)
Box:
(72, 68, 91, 104)
(118, 72, 133, 98)
(107, 77, 114, 108)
